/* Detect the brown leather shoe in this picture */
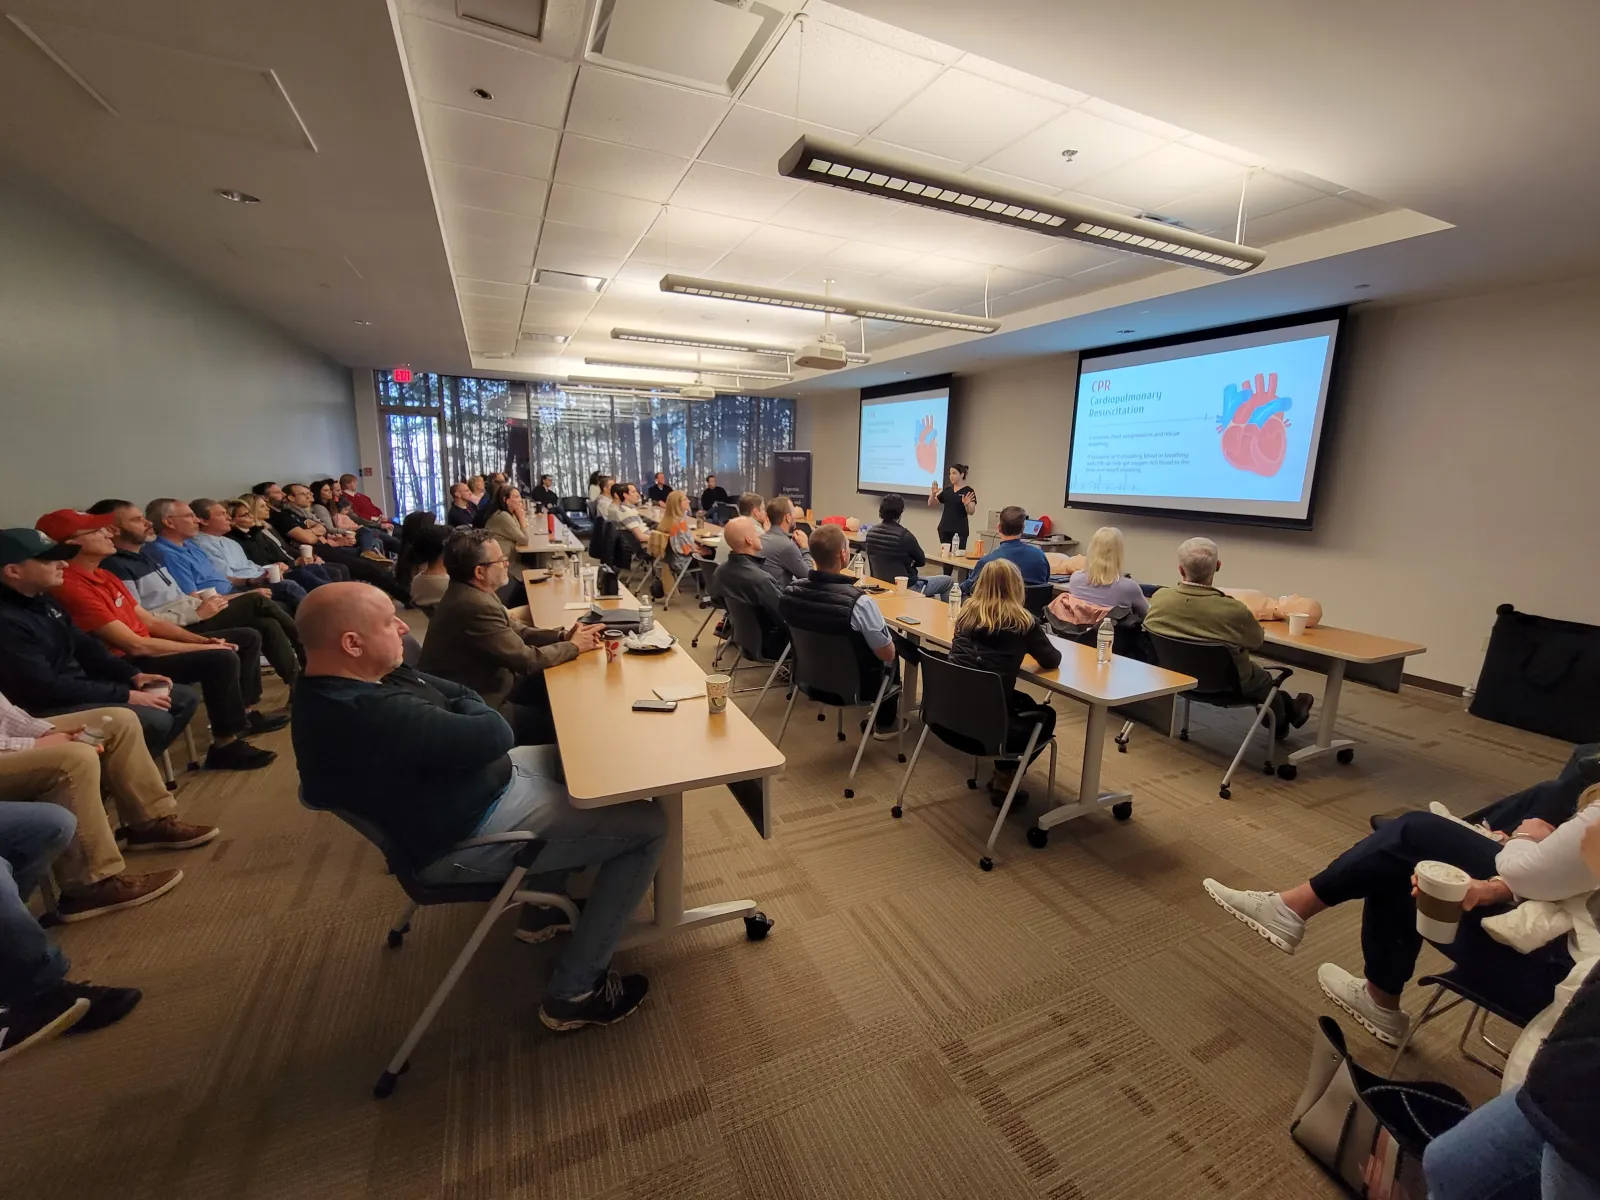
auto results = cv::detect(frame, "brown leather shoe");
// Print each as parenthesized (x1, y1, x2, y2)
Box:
(120, 816, 220, 852)
(56, 870, 183, 922)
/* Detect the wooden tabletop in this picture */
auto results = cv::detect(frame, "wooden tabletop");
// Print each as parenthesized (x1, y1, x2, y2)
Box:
(524, 569, 639, 620)
(857, 578, 1196, 706)
(521, 573, 785, 806)
(517, 530, 584, 555)
(1260, 623, 1427, 664)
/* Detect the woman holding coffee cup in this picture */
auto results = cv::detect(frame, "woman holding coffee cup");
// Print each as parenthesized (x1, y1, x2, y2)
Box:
(1201, 785, 1600, 1047)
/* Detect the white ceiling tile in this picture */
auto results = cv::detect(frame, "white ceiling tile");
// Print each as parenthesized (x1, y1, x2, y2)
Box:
(1067, 255, 1171, 290)
(908, 284, 988, 312)
(566, 66, 729, 159)
(811, 240, 922, 274)
(932, 220, 1055, 266)
(444, 205, 541, 256)
(613, 259, 680, 288)
(891, 255, 995, 286)
(1074, 143, 1247, 210)
(1005, 240, 1121, 279)
(871, 205, 982, 254)
(734, 223, 844, 261)
(769, 185, 897, 239)
(701, 104, 860, 179)
(544, 183, 660, 239)
(434, 162, 549, 220)
(986, 267, 1056, 296)
(870, 69, 1066, 166)
(421, 102, 560, 180)
(712, 249, 828, 285)
(739, 20, 944, 136)
(404, 17, 575, 129)
(450, 230, 533, 268)
(648, 207, 759, 253)
(553, 135, 689, 203)
(455, 277, 527, 302)
(532, 221, 638, 276)
(626, 238, 727, 274)
(953, 54, 1088, 109)
(807, 2, 965, 65)
(808, 272, 934, 305)
(450, 242, 532, 286)
(1075, 97, 1192, 142)
(980, 108, 1166, 192)
(966, 166, 1063, 198)
(671, 162, 801, 221)
(1179, 132, 1268, 170)
(1242, 194, 1371, 244)
(521, 288, 599, 319)
(853, 137, 967, 177)
(1163, 172, 1327, 236)
(989, 277, 1083, 317)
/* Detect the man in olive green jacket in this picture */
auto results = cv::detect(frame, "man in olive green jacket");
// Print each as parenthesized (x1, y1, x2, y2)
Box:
(417, 530, 602, 742)
(1144, 536, 1313, 738)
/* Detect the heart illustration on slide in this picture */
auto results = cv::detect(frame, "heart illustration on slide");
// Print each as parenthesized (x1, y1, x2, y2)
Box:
(1217, 373, 1293, 477)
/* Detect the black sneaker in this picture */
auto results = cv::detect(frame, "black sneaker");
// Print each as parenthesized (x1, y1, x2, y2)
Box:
(56, 981, 142, 1033)
(246, 710, 290, 734)
(538, 970, 649, 1032)
(0, 992, 90, 1065)
(513, 899, 583, 945)
(205, 740, 277, 771)
(1289, 693, 1315, 728)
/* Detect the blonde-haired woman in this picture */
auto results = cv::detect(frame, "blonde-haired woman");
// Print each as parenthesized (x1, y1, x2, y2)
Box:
(655, 490, 698, 576)
(1067, 526, 1148, 617)
(949, 558, 1062, 799)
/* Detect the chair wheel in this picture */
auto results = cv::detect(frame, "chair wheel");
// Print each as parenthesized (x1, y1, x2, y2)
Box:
(186, 761, 200, 772)
(1112, 801, 1133, 822)
(817, 712, 825, 721)
(1262, 760, 1276, 775)
(891, 805, 903, 819)
(1277, 763, 1298, 781)
(978, 856, 994, 872)
(1337, 748, 1355, 764)
(843, 788, 854, 799)
(897, 753, 906, 763)
(744, 912, 773, 941)
(1025, 826, 1048, 849)
(966, 778, 978, 789)
(1178, 731, 1189, 741)
(1116, 741, 1128, 753)
(373, 1072, 397, 1099)
(386, 929, 406, 949)
(1219, 785, 1232, 799)
(836, 732, 846, 742)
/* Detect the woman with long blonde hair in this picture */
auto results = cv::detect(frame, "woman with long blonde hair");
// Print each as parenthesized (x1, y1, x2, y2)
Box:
(1067, 526, 1148, 616)
(949, 558, 1061, 799)
(655, 490, 698, 575)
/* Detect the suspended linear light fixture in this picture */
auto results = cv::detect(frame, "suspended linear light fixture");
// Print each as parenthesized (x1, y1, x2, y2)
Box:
(777, 135, 1265, 276)
(584, 357, 793, 381)
(658, 275, 1001, 334)
(610, 328, 870, 364)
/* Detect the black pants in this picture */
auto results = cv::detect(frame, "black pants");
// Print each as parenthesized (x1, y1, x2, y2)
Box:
(505, 674, 556, 747)
(1468, 743, 1600, 830)
(999, 694, 1055, 767)
(190, 593, 300, 686)
(1240, 667, 1294, 729)
(1309, 811, 1573, 1004)
(130, 630, 261, 737)
(320, 546, 407, 603)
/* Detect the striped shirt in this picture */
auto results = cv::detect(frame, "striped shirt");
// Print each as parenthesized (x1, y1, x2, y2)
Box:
(0, 689, 54, 753)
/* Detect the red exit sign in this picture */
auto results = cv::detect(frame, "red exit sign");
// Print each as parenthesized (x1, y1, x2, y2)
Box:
(392, 367, 413, 384)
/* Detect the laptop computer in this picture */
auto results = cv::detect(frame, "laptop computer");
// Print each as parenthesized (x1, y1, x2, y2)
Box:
(1021, 518, 1044, 538)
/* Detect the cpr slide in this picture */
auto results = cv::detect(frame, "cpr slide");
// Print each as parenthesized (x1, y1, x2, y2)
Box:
(857, 385, 951, 493)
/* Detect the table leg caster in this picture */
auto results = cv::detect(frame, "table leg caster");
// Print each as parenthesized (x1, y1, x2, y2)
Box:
(373, 1060, 410, 1099)
(1025, 826, 1048, 848)
(1337, 747, 1355, 764)
(1219, 785, 1232, 799)
(978, 856, 993, 871)
(1276, 763, 1298, 781)
(744, 912, 774, 941)
(843, 787, 854, 798)
(1112, 801, 1133, 821)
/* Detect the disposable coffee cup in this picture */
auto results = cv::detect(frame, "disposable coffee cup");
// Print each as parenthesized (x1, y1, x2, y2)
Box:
(894, 575, 909, 591)
(197, 587, 218, 599)
(142, 683, 171, 699)
(706, 674, 730, 714)
(603, 629, 624, 664)
(939, 543, 950, 555)
(1287, 612, 1310, 636)
(264, 563, 283, 583)
(1415, 860, 1472, 943)
(298, 545, 314, 561)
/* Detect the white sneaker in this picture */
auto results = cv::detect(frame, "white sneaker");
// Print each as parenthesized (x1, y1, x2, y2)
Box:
(1202, 879, 1306, 953)
(1317, 963, 1411, 1047)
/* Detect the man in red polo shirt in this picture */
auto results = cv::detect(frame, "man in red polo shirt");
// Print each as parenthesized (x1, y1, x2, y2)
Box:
(40, 511, 280, 772)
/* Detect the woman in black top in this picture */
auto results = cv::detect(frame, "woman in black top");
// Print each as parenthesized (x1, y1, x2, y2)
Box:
(949, 557, 1060, 798)
(928, 462, 976, 546)
(699, 474, 730, 515)
(227, 497, 347, 589)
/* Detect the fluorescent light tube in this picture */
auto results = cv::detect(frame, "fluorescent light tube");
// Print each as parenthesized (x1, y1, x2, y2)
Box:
(611, 328, 870, 363)
(583, 357, 793, 381)
(658, 276, 1001, 335)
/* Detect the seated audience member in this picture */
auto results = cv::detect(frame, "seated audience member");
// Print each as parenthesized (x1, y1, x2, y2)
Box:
(654, 491, 699, 577)
(47, 514, 282, 767)
(780, 523, 901, 736)
(227, 497, 346, 590)
(140, 499, 302, 688)
(714, 492, 767, 565)
(960, 506, 1050, 597)
(609, 482, 650, 547)
(949, 558, 1061, 799)
(0, 527, 199, 759)
(1143, 536, 1313, 736)
(294, 583, 663, 1028)
(92, 498, 205, 623)
(402, 524, 451, 610)
(338, 474, 401, 554)
(473, 482, 530, 607)
(190, 498, 308, 609)
(466, 475, 487, 507)
(644, 472, 673, 506)
(699, 474, 730, 516)
(759, 496, 814, 587)
(587, 471, 605, 505)
(0, 803, 142, 1062)
(1066, 526, 1149, 618)
(393, 511, 438, 588)
(445, 481, 477, 528)
(528, 473, 560, 512)
(270, 484, 409, 604)
(417, 529, 602, 744)
(864, 493, 955, 601)
(707, 518, 789, 662)
(475, 473, 507, 516)
(310, 479, 384, 557)
(593, 476, 619, 522)
(0, 688, 214, 919)
(1202, 786, 1600, 1046)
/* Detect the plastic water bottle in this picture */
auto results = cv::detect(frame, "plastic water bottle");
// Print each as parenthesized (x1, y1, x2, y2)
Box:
(1096, 616, 1114, 665)
(639, 592, 654, 634)
(948, 588, 961, 621)
(950, 533, 960, 556)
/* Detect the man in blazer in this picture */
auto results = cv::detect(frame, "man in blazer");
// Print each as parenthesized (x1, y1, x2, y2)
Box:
(417, 530, 602, 743)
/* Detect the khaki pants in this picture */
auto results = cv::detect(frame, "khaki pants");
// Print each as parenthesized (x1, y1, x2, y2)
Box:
(0, 708, 175, 888)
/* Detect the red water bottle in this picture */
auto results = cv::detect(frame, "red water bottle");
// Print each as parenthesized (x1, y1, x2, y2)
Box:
(547, 510, 556, 536)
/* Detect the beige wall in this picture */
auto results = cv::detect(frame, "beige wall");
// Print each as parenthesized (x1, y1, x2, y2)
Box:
(797, 275, 1600, 686)
(0, 175, 357, 519)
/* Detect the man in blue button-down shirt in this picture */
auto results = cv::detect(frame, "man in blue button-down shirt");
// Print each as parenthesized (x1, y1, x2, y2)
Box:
(143, 499, 303, 686)
(188, 499, 308, 610)
(960, 506, 1050, 597)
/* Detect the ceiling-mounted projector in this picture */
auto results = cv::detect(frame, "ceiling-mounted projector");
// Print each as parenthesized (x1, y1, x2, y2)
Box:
(679, 383, 716, 400)
(794, 335, 849, 370)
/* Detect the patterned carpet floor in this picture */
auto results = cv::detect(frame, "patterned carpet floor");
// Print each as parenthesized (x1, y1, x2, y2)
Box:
(0, 597, 1572, 1199)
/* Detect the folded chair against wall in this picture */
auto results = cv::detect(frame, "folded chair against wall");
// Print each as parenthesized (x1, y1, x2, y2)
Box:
(297, 793, 577, 1099)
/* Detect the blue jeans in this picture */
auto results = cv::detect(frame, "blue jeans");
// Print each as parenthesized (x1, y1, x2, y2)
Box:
(914, 574, 955, 601)
(269, 579, 308, 608)
(0, 802, 74, 1003)
(1425, 1088, 1600, 1200)
(421, 746, 667, 1000)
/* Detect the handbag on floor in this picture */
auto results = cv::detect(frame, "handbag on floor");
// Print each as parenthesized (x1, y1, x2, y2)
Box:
(1290, 1017, 1470, 1199)
(1470, 604, 1600, 743)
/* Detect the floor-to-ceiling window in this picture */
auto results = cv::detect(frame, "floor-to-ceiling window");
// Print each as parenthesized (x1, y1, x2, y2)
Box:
(374, 371, 795, 516)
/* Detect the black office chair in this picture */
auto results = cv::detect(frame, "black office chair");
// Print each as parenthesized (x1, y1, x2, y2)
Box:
(560, 495, 591, 537)
(775, 625, 901, 798)
(1147, 632, 1296, 797)
(891, 653, 1057, 871)
(1388, 965, 1548, 1079)
(589, 518, 613, 565)
(720, 595, 791, 718)
(1022, 584, 1054, 618)
(1047, 602, 1139, 753)
(296, 792, 576, 1099)
(689, 559, 725, 651)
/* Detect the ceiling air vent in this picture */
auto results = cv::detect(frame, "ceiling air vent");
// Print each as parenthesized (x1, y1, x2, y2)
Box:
(457, 0, 546, 42)
(586, 0, 787, 96)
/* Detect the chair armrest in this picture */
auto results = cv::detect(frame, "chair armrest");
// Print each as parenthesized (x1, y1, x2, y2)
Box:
(1264, 665, 1295, 686)
(452, 830, 546, 868)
